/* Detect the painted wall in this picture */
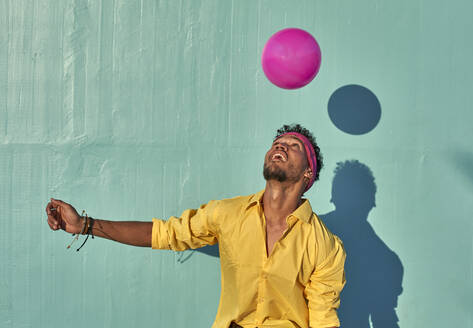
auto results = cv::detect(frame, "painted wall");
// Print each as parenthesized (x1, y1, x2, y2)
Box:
(1, 0, 472, 327)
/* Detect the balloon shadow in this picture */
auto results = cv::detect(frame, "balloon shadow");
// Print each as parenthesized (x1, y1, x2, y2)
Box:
(320, 160, 403, 328)
(328, 84, 381, 135)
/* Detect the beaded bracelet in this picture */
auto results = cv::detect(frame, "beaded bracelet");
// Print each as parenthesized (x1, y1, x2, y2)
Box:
(66, 210, 94, 251)
(77, 214, 94, 252)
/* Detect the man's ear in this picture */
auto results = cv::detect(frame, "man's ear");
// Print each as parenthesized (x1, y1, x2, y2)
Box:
(304, 168, 313, 180)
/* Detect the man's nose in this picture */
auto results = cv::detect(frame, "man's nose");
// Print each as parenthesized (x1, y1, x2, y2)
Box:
(275, 143, 287, 151)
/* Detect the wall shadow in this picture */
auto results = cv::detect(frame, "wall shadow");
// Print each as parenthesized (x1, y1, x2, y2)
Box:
(176, 244, 219, 263)
(454, 151, 473, 188)
(196, 244, 220, 257)
(328, 84, 381, 135)
(320, 160, 403, 328)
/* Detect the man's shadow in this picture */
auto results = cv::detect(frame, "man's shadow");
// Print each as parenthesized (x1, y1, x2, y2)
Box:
(320, 160, 403, 328)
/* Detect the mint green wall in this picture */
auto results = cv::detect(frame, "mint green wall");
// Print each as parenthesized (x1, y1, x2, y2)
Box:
(1, 0, 472, 327)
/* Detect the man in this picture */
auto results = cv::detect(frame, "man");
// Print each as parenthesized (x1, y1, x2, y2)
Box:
(46, 124, 346, 328)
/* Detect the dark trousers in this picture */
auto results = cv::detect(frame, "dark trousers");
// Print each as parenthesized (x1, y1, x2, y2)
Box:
(229, 322, 243, 328)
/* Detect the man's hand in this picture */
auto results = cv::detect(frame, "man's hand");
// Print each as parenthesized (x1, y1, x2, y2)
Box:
(46, 198, 83, 234)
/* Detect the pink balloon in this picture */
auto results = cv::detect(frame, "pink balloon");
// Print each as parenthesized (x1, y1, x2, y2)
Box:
(262, 28, 321, 89)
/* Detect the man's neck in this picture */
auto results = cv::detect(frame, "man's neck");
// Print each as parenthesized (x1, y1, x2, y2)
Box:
(262, 181, 304, 225)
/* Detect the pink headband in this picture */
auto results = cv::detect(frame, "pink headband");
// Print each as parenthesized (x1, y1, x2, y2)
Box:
(279, 132, 317, 191)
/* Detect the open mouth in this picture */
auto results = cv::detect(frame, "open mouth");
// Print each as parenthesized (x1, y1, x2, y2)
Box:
(271, 152, 287, 162)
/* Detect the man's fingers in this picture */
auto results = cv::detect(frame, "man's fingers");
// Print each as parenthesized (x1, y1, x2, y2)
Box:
(47, 198, 78, 232)
(46, 201, 56, 217)
(45, 201, 55, 215)
(46, 199, 68, 231)
(47, 218, 56, 230)
(46, 201, 63, 229)
(50, 198, 73, 216)
(47, 216, 60, 230)
(50, 198, 67, 206)
(47, 213, 58, 228)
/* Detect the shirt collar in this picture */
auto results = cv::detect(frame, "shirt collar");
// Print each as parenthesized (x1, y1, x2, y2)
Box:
(246, 189, 265, 209)
(246, 189, 313, 224)
(291, 198, 313, 223)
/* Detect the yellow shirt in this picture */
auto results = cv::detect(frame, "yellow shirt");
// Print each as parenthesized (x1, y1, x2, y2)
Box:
(151, 190, 346, 328)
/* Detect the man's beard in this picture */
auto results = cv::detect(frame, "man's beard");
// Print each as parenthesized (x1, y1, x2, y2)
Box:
(263, 163, 287, 182)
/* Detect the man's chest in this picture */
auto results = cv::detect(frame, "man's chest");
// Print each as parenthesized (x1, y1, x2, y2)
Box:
(218, 212, 316, 286)
(266, 222, 287, 257)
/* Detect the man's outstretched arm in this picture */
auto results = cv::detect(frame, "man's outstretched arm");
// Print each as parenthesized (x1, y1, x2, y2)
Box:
(46, 198, 152, 247)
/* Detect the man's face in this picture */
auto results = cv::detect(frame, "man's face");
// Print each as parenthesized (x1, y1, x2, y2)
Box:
(263, 135, 309, 183)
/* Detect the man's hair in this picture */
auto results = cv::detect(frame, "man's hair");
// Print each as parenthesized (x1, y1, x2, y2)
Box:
(275, 124, 324, 182)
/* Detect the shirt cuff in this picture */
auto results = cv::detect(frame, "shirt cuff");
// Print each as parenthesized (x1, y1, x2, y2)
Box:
(151, 218, 170, 250)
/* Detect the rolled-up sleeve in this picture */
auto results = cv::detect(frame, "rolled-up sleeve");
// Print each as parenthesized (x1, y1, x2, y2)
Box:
(305, 236, 346, 327)
(151, 200, 220, 251)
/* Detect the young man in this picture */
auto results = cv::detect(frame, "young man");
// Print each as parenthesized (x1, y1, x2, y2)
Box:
(46, 124, 346, 328)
